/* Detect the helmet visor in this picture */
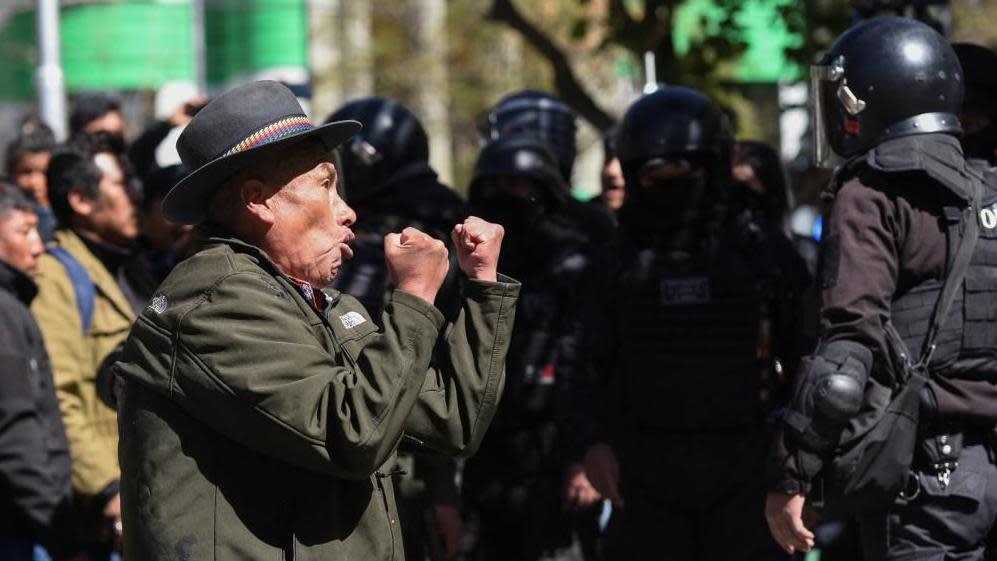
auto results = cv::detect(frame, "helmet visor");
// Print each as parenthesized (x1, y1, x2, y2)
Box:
(810, 58, 844, 169)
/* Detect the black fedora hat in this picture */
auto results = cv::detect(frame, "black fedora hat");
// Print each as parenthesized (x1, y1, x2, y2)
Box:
(163, 80, 361, 224)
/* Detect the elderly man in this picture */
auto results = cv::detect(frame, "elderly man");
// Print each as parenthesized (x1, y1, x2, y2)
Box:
(114, 80, 519, 561)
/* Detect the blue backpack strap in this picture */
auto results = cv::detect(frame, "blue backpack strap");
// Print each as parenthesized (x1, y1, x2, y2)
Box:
(48, 247, 96, 334)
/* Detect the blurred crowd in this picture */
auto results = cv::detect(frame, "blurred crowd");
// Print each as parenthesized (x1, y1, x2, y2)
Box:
(2, 33, 997, 561)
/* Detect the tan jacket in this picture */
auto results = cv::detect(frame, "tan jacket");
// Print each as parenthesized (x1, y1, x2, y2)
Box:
(32, 230, 134, 501)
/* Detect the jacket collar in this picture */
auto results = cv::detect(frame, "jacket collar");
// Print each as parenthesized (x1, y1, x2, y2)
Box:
(197, 223, 343, 305)
(843, 134, 975, 204)
(0, 259, 38, 305)
(52, 229, 136, 320)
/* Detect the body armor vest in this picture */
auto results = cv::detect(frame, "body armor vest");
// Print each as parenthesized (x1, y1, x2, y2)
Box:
(617, 222, 789, 432)
(464, 216, 592, 488)
(890, 167, 997, 381)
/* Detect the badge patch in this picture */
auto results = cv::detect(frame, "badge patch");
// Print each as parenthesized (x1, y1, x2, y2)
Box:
(147, 294, 168, 314)
(339, 311, 367, 329)
(980, 206, 997, 230)
(660, 277, 710, 305)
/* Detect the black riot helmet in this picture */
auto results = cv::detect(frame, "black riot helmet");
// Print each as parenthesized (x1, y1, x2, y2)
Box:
(617, 86, 734, 190)
(811, 17, 963, 166)
(324, 97, 429, 202)
(480, 90, 577, 182)
(468, 134, 566, 206)
(616, 87, 734, 247)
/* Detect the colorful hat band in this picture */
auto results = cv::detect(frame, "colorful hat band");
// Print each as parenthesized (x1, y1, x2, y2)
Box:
(222, 115, 314, 157)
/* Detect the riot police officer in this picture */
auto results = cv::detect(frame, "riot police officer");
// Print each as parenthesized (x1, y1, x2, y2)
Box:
(461, 134, 603, 561)
(482, 90, 617, 246)
(766, 17, 997, 561)
(326, 97, 466, 318)
(578, 86, 811, 561)
(325, 97, 466, 561)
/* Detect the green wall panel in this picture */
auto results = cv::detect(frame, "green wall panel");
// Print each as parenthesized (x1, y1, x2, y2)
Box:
(0, 0, 307, 101)
(205, 0, 308, 84)
(0, 11, 37, 101)
(61, 3, 195, 90)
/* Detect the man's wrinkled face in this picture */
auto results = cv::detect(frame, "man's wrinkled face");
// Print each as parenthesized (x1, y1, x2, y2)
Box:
(477, 176, 543, 202)
(266, 146, 357, 288)
(87, 152, 139, 246)
(0, 209, 44, 277)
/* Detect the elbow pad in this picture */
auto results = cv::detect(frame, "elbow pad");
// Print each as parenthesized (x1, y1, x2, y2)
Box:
(811, 340, 873, 424)
(784, 339, 873, 452)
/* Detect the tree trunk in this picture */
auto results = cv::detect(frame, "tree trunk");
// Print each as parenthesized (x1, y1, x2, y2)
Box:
(308, 0, 342, 120)
(341, 0, 373, 101)
(410, 0, 455, 185)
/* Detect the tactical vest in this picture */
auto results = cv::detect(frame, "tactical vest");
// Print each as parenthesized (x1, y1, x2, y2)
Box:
(890, 166, 997, 380)
(617, 227, 786, 432)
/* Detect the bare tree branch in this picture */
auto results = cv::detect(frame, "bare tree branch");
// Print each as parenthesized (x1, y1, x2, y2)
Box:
(487, 0, 616, 131)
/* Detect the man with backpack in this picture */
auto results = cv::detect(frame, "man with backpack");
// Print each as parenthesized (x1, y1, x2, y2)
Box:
(766, 17, 997, 561)
(32, 134, 149, 558)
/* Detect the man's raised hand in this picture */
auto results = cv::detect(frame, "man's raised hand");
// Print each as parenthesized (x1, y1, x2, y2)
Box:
(452, 217, 504, 282)
(385, 227, 450, 305)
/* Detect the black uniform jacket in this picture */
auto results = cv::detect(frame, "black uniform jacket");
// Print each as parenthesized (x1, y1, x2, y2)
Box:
(770, 134, 997, 493)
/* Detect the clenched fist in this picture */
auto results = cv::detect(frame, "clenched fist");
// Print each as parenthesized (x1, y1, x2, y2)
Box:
(385, 227, 450, 305)
(451, 217, 504, 282)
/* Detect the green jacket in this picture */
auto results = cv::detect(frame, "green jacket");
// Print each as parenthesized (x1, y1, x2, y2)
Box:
(115, 233, 519, 561)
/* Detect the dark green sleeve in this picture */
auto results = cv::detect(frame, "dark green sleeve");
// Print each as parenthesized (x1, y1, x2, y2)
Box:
(171, 272, 445, 480)
(403, 276, 520, 457)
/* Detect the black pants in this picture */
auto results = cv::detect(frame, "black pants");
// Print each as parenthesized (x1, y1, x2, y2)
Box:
(859, 443, 997, 561)
(607, 430, 789, 561)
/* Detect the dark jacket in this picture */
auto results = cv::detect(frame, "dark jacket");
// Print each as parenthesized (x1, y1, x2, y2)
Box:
(115, 232, 519, 561)
(769, 134, 997, 493)
(0, 260, 76, 557)
(575, 192, 812, 447)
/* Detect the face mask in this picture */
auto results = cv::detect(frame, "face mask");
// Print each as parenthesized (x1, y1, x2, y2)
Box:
(471, 192, 545, 237)
(638, 176, 708, 228)
(471, 192, 549, 275)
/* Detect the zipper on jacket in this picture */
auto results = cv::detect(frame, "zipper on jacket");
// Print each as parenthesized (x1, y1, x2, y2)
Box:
(374, 472, 397, 559)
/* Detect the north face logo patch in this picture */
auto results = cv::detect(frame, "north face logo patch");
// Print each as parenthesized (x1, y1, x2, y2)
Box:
(148, 294, 168, 314)
(339, 311, 367, 329)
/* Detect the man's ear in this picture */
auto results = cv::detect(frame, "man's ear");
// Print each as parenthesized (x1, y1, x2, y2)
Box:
(241, 179, 277, 226)
(67, 188, 96, 218)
